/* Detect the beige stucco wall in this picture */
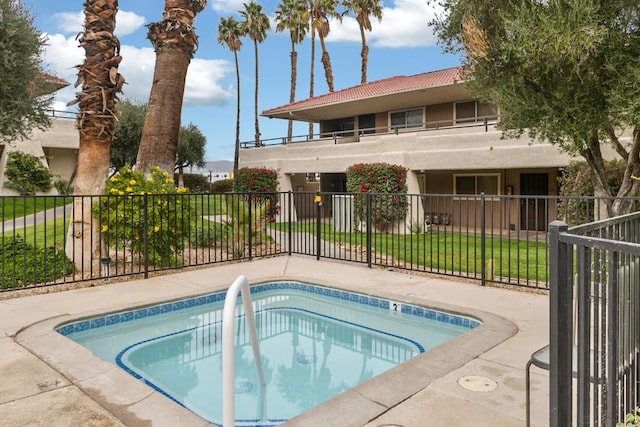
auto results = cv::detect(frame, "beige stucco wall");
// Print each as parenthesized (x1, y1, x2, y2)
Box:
(0, 118, 78, 194)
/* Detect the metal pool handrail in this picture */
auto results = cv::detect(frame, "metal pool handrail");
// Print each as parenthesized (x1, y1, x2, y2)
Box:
(222, 275, 266, 427)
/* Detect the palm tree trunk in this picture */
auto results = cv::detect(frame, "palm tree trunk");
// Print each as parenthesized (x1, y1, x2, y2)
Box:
(359, 25, 368, 84)
(253, 40, 260, 146)
(287, 40, 297, 142)
(67, 0, 124, 273)
(135, 0, 205, 175)
(234, 51, 241, 173)
(319, 34, 334, 92)
(309, 29, 316, 138)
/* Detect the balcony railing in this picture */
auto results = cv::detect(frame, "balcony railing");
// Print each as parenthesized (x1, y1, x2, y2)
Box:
(240, 115, 500, 148)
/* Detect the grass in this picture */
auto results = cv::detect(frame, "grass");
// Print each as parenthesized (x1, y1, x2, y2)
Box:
(0, 197, 71, 221)
(6, 217, 70, 249)
(273, 222, 549, 282)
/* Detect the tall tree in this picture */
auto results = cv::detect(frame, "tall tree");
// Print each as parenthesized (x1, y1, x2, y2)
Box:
(308, 1, 317, 138)
(275, 0, 309, 142)
(175, 122, 206, 186)
(67, 0, 125, 271)
(240, 1, 270, 146)
(217, 16, 244, 173)
(0, 0, 51, 141)
(342, 0, 382, 84)
(110, 100, 146, 172)
(432, 0, 640, 218)
(135, 0, 206, 175)
(309, 0, 342, 93)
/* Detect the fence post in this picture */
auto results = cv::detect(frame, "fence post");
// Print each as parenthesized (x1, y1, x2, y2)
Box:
(288, 191, 292, 256)
(143, 193, 149, 279)
(315, 192, 322, 260)
(548, 220, 572, 427)
(366, 192, 372, 268)
(480, 193, 486, 286)
(248, 196, 253, 260)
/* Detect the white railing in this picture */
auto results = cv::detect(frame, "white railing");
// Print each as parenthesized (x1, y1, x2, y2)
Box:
(222, 275, 266, 427)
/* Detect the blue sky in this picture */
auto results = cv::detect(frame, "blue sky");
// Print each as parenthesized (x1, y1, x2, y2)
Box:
(28, 0, 460, 161)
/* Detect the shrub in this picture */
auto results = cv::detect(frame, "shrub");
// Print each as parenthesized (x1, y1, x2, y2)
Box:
(181, 173, 209, 193)
(234, 167, 279, 221)
(189, 220, 229, 248)
(0, 235, 74, 288)
(222, 195, 270, 258)
(210, 179, 233, 193)
(4, 151, 53, 195)
(346, 162, 408, 230)
(93, 166, 192, 267)
(54, 179, 73, 195)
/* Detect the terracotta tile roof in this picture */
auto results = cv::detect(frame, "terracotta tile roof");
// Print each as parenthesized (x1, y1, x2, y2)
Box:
(41, 73, 69, 87)
(263, 66, 464, 115)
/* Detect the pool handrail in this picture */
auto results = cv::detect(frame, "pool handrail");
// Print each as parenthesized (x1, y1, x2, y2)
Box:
(222, 275, 266, 427)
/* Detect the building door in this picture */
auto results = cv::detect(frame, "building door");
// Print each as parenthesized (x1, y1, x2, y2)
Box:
(520, 173, 548, 231)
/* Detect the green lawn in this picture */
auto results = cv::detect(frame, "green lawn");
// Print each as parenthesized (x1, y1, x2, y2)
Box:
(0, 197, 71, 221)
(5, 217, 70, 249)
(274, 222, 548, 282)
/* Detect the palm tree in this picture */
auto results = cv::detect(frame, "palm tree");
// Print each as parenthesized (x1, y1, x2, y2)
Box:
(309, 0, 343, 93)
(275, 0, 309, 142)
(217, 16, 244, 173)
(67, 0, 125, 272)
(342, 0, 382, 84)
(135, 0, 207, 175)
(240, 1, 270, 147)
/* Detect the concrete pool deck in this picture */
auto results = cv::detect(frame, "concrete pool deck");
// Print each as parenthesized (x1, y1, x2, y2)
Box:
(0, 256, 551, 426)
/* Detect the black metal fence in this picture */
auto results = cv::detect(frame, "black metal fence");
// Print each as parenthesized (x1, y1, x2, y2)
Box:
(1, 191, 638, 292)
(549, 214, 640, 426)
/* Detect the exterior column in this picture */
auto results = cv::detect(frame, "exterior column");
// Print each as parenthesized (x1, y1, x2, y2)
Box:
(406, 170, 425, 232)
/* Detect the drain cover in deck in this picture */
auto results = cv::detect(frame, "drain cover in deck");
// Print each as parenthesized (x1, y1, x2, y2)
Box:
(457, 375, 498, 392)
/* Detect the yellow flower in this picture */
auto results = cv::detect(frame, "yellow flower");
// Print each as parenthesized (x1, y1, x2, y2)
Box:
(140, 191, 145, 195)
(125, 187, 133, 192)
(165, 178, 174, 184)
(177, 187, 187, 193)
(153, 226, 160, 233)
(162, 171, 169, 177)
(110, 188, 119, 194)
(110, 176, 118, 182)
(147, 177, 153, 182)
(129, 179, 136, 185)
(118, 191, 124, 195)
(157, 200, 162, 206)
(101, 225, 108, 233)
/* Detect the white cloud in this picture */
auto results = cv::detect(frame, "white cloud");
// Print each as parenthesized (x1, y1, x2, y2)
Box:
(51, 10, 146, 37)
(115, 11, 147, 36)
(184, 59, 233, 106)
(210, 0, 245, 15)
(328, 0, 442, 48)
(42, 33, 233, 110)
(52, 12, 83, 34)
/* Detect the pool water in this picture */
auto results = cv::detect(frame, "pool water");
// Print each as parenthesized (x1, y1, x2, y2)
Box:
(57, 281, 480, 426)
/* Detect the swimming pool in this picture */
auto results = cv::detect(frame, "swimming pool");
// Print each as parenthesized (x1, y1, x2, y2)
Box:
(56, 281, 480, 426)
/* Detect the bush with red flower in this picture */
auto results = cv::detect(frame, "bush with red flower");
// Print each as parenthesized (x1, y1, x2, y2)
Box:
(233, 167, 279, 221)
(346, 163, 408, 230)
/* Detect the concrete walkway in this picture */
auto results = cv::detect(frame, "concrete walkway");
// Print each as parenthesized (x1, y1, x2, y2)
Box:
(0, 256, 551, 426)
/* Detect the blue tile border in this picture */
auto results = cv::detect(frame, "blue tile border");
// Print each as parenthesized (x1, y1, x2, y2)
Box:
(56, 280, 481, 336)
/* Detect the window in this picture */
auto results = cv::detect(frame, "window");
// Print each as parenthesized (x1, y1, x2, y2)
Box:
(454, 174, 500, 195)
(390, 109, 423, 130)
(455, 101, 498, 124)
